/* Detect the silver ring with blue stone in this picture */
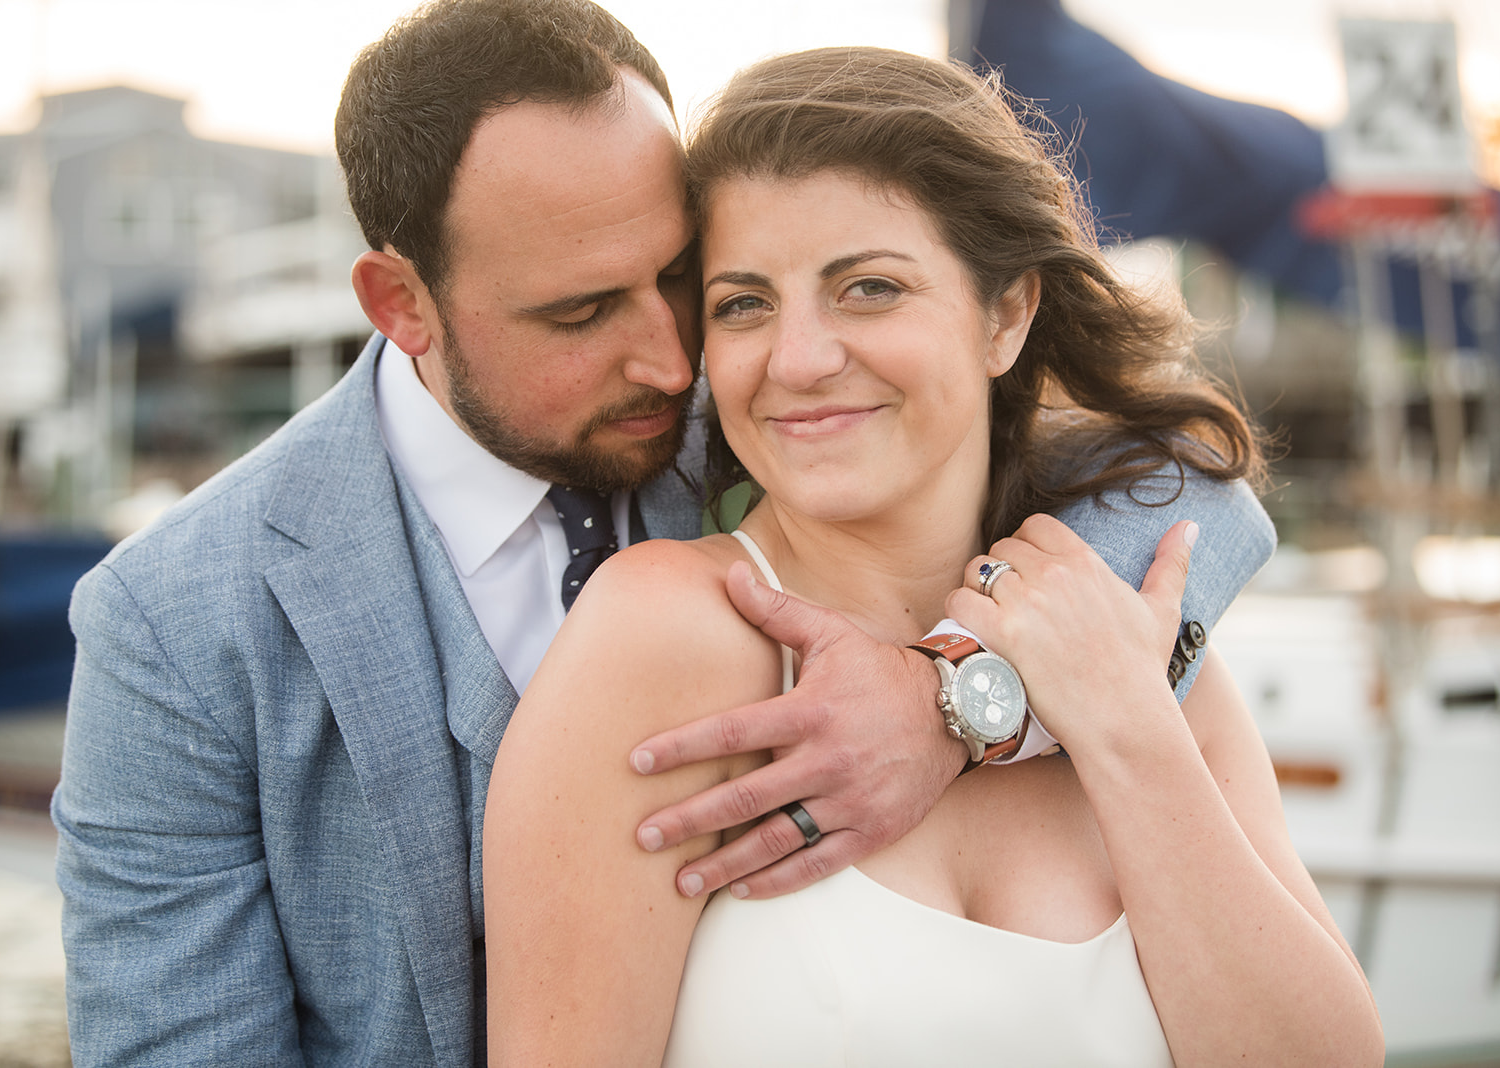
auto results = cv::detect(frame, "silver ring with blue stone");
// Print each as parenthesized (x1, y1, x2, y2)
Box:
(977, 559, 1014, 599)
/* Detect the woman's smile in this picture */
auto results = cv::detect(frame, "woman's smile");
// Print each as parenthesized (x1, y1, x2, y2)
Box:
(766, 403, 886, 438)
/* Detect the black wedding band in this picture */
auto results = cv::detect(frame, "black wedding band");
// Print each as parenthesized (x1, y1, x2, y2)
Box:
(781, 801, 823, 848)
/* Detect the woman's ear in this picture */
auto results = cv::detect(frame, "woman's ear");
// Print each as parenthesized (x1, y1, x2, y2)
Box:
(983, 272, 1041, 378)
(350, 249, 439, 357)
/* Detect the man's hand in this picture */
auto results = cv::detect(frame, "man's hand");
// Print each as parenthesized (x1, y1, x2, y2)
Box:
(630, 561, 964, 899)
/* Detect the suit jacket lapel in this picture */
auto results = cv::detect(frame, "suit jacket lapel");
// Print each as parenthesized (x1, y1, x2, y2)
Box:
(255, 343, 706, 1066)
(261, 336, 477, 1068)
(394, 464, 515, 771)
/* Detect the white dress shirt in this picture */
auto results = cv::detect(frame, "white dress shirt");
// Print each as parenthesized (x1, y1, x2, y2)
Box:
(374, 338, 632, 695)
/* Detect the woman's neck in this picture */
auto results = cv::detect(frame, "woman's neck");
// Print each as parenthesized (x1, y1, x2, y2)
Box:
(736, 496, 985, 648)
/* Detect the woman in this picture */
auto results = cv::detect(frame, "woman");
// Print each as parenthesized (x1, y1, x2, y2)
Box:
(485, 47, 1382, 1066)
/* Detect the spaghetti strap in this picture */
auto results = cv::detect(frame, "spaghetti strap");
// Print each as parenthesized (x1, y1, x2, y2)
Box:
(729, 530, 796, 693)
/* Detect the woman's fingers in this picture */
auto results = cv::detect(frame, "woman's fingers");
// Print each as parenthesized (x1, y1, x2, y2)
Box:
(1139, 520, 1197, 633)
(948, 514, 1197, 750)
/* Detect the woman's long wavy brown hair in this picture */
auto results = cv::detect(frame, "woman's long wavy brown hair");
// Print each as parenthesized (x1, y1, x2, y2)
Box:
(686, 46, 1266, 544)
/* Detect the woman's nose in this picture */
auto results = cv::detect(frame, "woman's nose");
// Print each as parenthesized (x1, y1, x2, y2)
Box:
(767, 304, 847, 391)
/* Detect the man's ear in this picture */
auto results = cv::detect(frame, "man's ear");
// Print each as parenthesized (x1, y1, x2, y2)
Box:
(350, 249, 438, 356)
(983, 271, 1041, 378)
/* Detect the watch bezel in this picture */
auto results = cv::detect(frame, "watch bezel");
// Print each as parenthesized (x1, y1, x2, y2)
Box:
(949, 650, 1027, 744)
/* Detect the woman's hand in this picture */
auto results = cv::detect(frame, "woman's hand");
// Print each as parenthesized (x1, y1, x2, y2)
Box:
(946, 515, 1197, 751)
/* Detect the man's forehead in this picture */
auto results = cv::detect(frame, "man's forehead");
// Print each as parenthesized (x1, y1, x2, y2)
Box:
(449, 145, 687, 255)
(436, 66, 689, 310)
(452, 82, 682, 215)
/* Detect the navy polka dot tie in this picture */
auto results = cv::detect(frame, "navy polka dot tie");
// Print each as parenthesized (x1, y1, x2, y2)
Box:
(545, 484, 619, 610)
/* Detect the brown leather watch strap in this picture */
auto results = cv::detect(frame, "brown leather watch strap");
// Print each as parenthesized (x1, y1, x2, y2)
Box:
(912, 633, 1030, 773)
(963, 714, 1030, 773)
(908, 632, 982, 663)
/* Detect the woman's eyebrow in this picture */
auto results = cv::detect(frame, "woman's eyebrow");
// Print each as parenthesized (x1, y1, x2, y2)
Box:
(705, 251, 917, 291)
(820, 250, 914, 279)
(703, 269, 769, 290)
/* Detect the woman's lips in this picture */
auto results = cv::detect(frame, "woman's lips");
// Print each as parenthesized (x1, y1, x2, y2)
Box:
(768, 406, 881, 438)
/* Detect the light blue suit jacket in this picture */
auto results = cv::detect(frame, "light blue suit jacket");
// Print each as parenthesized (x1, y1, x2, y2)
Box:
(53, 334, 1273, 1065)
(53, 334, 703, 1066)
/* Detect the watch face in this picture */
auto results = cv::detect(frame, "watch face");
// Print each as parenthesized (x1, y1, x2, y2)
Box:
(952, 653, 1026, 743)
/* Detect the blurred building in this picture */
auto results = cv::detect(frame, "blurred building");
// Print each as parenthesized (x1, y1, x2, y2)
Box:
(0, 85, 369, 532)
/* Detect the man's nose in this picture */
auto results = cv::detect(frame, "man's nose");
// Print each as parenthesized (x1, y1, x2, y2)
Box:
(622, 292, 697, 396)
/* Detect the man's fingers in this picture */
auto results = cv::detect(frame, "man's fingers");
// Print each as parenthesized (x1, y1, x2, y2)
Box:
(631, 696, 805, 775)
(724, 560, 844, 656)
(717, 830, 869, 900)
(667, 802, 838, 897)
(634, 563, 955, 900)
(636, 760, 845, 854)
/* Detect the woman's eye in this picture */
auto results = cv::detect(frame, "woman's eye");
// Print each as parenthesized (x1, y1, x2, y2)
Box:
(710, 295, 766, 321)
(848, 279, 897, 300)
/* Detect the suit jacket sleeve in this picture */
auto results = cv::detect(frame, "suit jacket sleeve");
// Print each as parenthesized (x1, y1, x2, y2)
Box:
(1053, 468, 1276, 699)
(53, 562, 306, 1068)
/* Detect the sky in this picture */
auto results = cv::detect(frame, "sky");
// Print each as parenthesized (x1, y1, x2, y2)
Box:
(0, 0, 1496, 170)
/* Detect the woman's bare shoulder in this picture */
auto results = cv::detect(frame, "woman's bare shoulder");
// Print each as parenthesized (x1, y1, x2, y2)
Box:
(600, 533, 744, 580)
(533, 534, 780, 725)
(574, 534, 750, 623)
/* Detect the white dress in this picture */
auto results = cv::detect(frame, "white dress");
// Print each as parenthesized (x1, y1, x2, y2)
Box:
(659, 532, 1174, 1067)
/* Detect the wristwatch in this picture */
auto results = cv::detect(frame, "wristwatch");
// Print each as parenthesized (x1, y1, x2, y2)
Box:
(907, 633, 1029, 770)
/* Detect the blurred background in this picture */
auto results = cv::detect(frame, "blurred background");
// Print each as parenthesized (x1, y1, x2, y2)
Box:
(0, 0, 1496, 1064)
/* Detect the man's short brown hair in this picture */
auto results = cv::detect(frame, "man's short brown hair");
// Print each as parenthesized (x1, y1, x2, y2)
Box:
(336, 0, 673, 303)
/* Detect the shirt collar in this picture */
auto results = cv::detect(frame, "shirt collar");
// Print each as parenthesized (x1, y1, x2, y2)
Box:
(374, 337, 550, 578)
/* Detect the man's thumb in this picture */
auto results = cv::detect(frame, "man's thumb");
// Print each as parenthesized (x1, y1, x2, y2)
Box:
(725, 560, 837, 655)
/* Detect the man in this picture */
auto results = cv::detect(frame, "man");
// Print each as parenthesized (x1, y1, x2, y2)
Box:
(53, 1, 1274, 1064)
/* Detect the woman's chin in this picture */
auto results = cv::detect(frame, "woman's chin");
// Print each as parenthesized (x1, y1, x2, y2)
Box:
(766, 484, 903, 527)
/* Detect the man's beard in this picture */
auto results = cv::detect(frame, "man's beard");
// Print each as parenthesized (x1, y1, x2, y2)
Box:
(443, 329, 694, 493)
